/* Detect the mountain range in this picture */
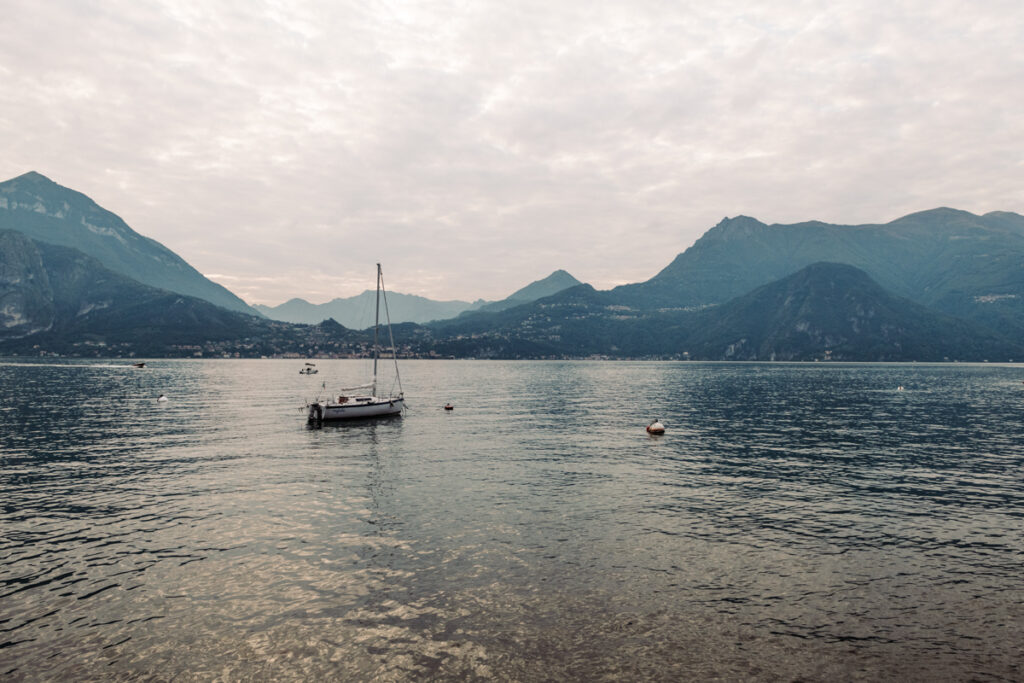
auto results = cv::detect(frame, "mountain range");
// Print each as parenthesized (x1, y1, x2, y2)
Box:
(608, 209, 1024, 337)
(254, 291, 480, 327)
(416, 262, 1020, 361)
(253, 269, 584, 325)
(0, 229, 374, 357)
(2, 170, 1023, 361)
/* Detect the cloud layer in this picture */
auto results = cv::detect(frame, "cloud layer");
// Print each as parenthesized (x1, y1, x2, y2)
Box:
(2, 0, 1022, 303)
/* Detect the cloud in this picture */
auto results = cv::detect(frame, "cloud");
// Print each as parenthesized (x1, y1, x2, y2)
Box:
(2, 0, 1022, 304)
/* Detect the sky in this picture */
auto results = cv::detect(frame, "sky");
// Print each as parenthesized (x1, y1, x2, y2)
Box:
(2, 0, 1022, 305)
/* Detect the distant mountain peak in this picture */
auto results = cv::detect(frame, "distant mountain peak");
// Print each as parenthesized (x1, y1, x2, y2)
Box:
(3, 172, 76, 199)
(984, 210, 1024, 220)
(714, 214, 762, 226)
(506, 269, 583, 301)
(681, 260, 1022, 361)
(893, 207, 979, 223)
(317, 318, 347, 333)
(1, 172, 126, 225)
(11, 170, 53, 184)
(784, 261, 871, 286)
(704, 215, 768, 241)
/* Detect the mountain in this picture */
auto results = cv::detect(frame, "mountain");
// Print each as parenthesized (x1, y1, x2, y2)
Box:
(425, 283, 643, 358)
(474, 269, 584, 313)
(256, 270, 584, 326)
(254, 290, 482, 326)
(6, 229, 1021, 361)
(609, 209, 1024, 335)
(0, 230, 55, 338)
(413, 263, 1023, 361)
(0, 171, 259, 316)
(681, 262, 1022, 361)
(0, 229, 257, 350)
(0, 230, 367, 357)
(6, 180, 1023, 362)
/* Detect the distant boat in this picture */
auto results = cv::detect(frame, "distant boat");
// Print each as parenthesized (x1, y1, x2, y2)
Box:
(306, 264, 404, 422)
(300, 365, 318, 375)
(133, 362, 146, 368)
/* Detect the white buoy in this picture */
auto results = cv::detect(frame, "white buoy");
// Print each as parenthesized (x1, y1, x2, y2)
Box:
(157, 394, 168, 402)
(646, 419, 665, 434)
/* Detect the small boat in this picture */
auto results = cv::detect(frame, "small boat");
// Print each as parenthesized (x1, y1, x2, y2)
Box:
(133, 362, 146, 368)
(444, 403, 454, 411)
(157, 394, 168, 402)
(306, 264, 404, 423)
(646, 419, 665, 434)
(300, 366, 318, 375)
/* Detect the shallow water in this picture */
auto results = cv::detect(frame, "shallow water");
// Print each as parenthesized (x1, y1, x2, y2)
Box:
(1, 360, 1022, 680)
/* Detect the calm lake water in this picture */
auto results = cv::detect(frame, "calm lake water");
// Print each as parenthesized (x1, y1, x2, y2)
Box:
(1, 359, 1022, 681)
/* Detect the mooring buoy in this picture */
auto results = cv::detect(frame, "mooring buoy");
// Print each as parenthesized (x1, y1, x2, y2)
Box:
(646, 419, 665, 434)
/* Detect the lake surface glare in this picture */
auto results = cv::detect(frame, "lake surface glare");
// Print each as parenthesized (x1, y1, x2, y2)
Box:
(1, 360, 1022, 681)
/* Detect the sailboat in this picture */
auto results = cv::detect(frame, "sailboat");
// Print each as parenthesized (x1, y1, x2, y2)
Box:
(306, 263, 405, 423)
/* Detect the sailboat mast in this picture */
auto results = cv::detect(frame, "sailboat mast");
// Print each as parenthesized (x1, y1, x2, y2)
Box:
(372, 263, 381, 395)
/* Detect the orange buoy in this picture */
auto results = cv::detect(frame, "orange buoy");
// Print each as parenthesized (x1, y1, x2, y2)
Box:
(646, 419, 665, 434)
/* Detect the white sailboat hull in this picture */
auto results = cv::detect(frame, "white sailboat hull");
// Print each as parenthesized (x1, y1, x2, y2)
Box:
(309, 396, 404, 422)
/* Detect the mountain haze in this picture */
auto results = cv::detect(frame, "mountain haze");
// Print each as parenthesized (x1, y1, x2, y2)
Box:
(0, 172, 259, 316)
(256, 270, 584, 326)
(254, 290, 481, 327)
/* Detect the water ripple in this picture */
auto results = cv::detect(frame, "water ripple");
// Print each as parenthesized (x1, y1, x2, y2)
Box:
(1, 360, 1022, 679)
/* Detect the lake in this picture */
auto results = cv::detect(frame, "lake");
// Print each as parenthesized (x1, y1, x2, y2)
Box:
(1, 360, 1022, 680)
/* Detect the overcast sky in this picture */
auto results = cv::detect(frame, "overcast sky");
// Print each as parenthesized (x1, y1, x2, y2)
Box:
(2, 0, 1022, 304)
